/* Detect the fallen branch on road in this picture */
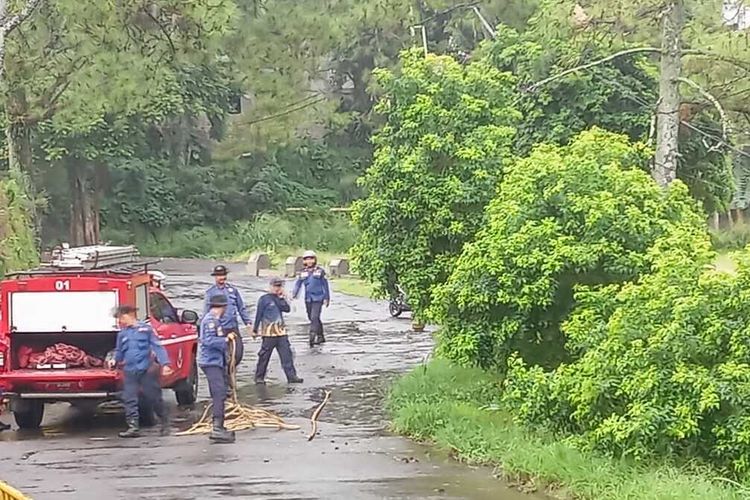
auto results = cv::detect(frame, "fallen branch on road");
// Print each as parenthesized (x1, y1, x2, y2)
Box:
(308, 390, 332, 441)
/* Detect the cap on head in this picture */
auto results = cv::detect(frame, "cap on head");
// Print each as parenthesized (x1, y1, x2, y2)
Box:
(269, 277, 284, 287)
(209, 294, 229, 308)
(302, 250, 317, 259)
(211, 265, 228, 276)
(113, 305, 137, 317)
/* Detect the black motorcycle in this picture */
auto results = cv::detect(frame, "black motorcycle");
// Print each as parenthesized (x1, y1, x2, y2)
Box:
(388, 285, 411, 318)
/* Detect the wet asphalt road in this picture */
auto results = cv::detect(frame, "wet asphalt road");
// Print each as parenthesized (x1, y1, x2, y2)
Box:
(0, 259, 536, 500)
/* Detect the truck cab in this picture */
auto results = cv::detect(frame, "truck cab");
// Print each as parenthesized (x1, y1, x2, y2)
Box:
(0, 245, 200, 430)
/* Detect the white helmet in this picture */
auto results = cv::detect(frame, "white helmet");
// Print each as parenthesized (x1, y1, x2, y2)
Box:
(149, 270, 166, 286)
(302, 250, 317, 259)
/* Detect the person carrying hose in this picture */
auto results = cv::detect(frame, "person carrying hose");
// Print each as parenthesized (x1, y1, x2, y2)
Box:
(253, 277, 304, 385)
(199, 294, 236, 444)
(203, 265, 250, 395)
(292, 251, 330, 347)
(109, 305, 173, 438)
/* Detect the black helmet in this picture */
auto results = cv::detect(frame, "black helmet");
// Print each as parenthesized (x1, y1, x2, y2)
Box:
(210, 264, 228, 276)
(208, 294, 228, 307)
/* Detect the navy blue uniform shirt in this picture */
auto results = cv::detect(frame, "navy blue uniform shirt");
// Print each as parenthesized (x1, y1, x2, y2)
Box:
(292, 266, 330, 303)
(203, 283, 251, 330)
(114, 321, 170, 373)
(199, 312, 229, 367)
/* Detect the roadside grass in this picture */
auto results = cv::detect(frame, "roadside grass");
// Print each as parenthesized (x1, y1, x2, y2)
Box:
(105, 213, 357, 259)
(388, 360, 748, 500)
(230, 246, 376, 298)
(229, 247, 345, 269)
(329, 276, 375, 298)
(711, 224, 750, 252)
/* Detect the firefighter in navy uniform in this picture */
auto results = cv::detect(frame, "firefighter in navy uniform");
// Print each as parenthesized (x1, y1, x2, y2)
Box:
(203, 265, 251, 393)
(292, 251, 330, 347)
(109, 305, 172, 438)
(199, 294, 236, 443)
(253, 277, 303, 385)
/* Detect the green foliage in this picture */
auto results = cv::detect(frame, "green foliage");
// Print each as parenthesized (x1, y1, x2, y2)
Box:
(478, 22, 732, 213)
(480, 25, 655, 155)
(431, 129, 706, 370)
(389, 360, 748, 500)
(351, 50, 520, 319)
(96, 137, 368, 237)
(0, 179, 39, 276)
(105, 213, 357, 258)
(502, 236, 750, 474)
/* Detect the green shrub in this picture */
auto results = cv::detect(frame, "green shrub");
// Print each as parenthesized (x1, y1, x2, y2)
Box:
(503, 233, 750, 473)
(351, 49, 520, 319)
(431, 128, 706, 370)
(389, 360, 747, 500)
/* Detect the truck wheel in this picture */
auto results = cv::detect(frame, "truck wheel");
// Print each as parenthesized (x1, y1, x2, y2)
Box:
(14, 400, 45, 430)
(175, 357, 198, 406)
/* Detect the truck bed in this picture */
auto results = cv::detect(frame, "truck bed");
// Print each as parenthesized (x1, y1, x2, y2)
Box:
(0, 368, 122, 398)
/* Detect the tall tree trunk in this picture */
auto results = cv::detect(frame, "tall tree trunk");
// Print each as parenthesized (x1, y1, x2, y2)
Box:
(67, 161, 99, 246)
(6, 121, 32, 174)
(653, 0, 684, 187)
(709, 212, 720, 231)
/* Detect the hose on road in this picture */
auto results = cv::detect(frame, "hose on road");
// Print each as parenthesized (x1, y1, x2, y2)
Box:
(176, 337, 300, 436)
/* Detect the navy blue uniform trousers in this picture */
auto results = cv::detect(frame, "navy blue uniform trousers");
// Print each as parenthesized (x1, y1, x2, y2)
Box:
(122, 368, 166, 421)
(254, 336, 298, 381)
(305, 302, 324, 336)
(201, 365, 227, 421)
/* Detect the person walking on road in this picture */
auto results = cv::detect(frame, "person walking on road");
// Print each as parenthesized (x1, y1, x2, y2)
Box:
(253, 277, 304, 385)
(199, 294, 236, 444)
(109, 305, 172, 438)
(292, 251, 330, 347)
(204, 264, 251, 393)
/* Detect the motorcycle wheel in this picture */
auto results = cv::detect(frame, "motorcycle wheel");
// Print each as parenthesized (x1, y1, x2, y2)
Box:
(389, 301, 403, 318)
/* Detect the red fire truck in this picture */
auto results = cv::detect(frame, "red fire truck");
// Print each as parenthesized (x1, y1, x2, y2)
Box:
(0, 245, 200, 430)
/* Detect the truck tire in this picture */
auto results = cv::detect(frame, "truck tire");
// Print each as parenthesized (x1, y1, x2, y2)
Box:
(174, 357, 198, 407)
(14, 400, 45, 430)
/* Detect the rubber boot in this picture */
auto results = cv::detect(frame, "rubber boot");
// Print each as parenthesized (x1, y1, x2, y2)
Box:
(209, 418, 235, 444)
(288, 376, 304, 384)
(119, 418, 140, 438)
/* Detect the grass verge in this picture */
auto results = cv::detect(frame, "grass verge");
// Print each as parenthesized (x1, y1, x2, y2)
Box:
(388, 359, 748, 500)
(103, 213, 357, 259)
(329, 276, 374, 298)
